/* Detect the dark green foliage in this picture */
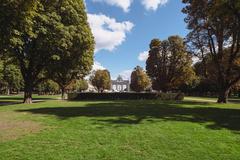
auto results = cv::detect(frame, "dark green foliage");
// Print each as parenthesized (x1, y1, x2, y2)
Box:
(37, 80, 60, 95)
(68, 92, 184, 101)
(0, 0, 94, 103)
(47, 0, 94, 99)
(0, 0, 53, 102)
(67, 79, 89, 92)
(184, 51, 240, 97)
(0, 57, 23, 94)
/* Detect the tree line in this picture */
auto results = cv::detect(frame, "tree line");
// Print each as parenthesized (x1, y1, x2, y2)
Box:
(90, 32, 240, 103)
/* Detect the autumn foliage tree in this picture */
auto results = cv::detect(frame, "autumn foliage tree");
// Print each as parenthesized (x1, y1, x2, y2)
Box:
(194, 51, 240, 97)
(130, 66, 151, 92)
(146, 36, 196, 92)
(90, 70, 111, 93)
(182, 0, 240, 103)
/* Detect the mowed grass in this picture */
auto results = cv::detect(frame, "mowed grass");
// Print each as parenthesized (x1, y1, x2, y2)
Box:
(0, 95, 240, 160)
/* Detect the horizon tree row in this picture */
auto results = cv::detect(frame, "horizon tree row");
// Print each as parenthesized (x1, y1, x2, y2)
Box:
(0, 57, 89, 95)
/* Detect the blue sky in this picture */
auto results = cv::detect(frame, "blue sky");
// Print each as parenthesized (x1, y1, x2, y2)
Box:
(85, 0, 188, 79)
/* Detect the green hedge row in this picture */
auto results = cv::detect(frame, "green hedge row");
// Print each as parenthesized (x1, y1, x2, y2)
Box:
(68, 92, 184, 101)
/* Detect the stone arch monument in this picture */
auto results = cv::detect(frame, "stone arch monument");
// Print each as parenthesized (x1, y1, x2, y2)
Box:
(111, 75, 130, 92)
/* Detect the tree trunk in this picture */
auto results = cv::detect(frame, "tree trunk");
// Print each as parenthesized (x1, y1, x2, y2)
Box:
(61, 87, 65, 100)
(161, 89, 167, 93)
(7, 88, 10, 95)
(217, 88, 230, 103)
(24, 84, 33, 104)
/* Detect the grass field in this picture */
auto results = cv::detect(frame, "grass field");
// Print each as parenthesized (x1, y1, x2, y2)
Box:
(0, 95, 240, 160)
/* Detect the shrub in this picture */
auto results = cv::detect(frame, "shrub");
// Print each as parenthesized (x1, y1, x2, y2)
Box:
(68, 92, 184, 101)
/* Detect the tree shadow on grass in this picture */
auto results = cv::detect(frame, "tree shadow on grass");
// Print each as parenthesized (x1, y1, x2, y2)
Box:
(16, 101, 240, 132)
(229, 99, 240, 104)
(0, 96, 55, 101)
(0, 96, 58, 106)
(0, 99, 48, 106)
(0, 101, 22, 106)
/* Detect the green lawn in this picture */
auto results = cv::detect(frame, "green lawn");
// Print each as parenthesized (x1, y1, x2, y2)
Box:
(0, 95, 240, 160)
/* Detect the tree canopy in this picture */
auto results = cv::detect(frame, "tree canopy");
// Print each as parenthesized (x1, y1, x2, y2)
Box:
(182, 0, 240, 103)
(130, 66, 151, 92)
(67, 79, 89, 92)
(37, 80, 59, 95)
(0, 56, 23, 94)
(90, 70, 111, 93)
(0, 0, 94, 103)
(146, 36, 196, 92)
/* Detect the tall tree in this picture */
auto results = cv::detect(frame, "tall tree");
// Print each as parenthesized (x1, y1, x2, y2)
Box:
(130, 66, 151, 92)
(182, 0, 240, 103)
(146, 39, 162, 91)
(146, 36, 195, 92)
(0, 0, 94, 103)
(0, 0, 48, 103)
(90, 70, 111, 93)
(46, 0, 94, 99)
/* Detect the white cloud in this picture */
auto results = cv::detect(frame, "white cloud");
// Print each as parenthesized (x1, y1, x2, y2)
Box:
(141, 0, 168, 11)
(85, 61, 106, 80)
(87, 13, 134, 52)
(138, 51, 149, 61)
(92, 61, 106, 71)
(92, 0, 133, 12)
(119, 69, 133, 80)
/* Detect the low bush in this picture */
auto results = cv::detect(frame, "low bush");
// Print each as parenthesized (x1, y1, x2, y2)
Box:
(68, 92, 184, 101)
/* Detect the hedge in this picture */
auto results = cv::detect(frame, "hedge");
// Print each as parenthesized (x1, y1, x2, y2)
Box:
(68, 92, 184, 101)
